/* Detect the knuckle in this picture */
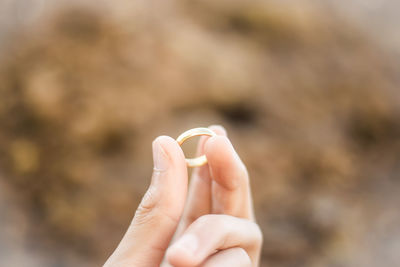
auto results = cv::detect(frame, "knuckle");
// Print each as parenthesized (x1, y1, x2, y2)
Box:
(196, 214, 225, 229)
(133, 180, 180, 228)
(196, 214, 212, 226)
(133, 185, 160, 226)
(236, 248, 252, 266)
(251, 221, 263, 248)
(140, 184, 160, 211)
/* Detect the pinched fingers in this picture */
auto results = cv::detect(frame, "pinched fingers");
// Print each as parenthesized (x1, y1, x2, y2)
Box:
(178, 125, 227, 230)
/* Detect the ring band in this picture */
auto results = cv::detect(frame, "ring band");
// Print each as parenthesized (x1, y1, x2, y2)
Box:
(176, 127, 217, 167)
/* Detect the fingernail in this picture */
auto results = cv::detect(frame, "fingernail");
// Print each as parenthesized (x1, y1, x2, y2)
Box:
(152, 139, 169, 171)
(172, 234, 198, 255)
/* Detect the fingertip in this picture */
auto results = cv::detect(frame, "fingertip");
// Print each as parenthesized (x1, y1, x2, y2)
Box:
(153, 135, 179, 149)
(209, 125, 227, 136)
(154, 135, 186, 167)
(195, 125, 226, 157)
(167, 233, 201, 266)
(166, 246, 195, 267)
(204, 135, 247, 190)
(204, 135, 233, 169)
(166, 247, 183, 267)
(204, 135, 233, 165)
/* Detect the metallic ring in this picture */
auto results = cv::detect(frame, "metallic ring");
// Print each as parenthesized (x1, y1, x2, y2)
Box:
(176, 127, 217, 167)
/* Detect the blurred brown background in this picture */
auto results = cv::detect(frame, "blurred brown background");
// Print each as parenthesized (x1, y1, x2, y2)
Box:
(0, 0, 399, 266)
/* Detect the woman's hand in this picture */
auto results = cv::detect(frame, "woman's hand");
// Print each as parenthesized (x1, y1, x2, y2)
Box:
(104, 125, 262, 267)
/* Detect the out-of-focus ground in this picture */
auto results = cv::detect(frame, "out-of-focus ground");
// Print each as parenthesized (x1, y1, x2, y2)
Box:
(0, 0, 399, 266)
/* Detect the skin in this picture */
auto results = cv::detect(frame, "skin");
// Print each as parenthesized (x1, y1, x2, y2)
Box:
(104, 125, 262, 267)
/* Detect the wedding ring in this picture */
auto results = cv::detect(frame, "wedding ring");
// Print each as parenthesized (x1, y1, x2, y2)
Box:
(176, 127, 217, 167)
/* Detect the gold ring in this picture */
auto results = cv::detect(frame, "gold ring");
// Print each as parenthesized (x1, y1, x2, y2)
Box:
(176, 127, 217, 167)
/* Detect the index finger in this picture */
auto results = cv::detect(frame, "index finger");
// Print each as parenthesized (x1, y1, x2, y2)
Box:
(205, 135, 254, 220)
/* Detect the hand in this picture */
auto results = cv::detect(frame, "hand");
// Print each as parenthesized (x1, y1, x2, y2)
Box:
(104, 125, 262, 267)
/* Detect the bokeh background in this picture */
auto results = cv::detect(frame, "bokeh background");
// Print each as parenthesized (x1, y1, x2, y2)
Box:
(0, 0, 399, 266)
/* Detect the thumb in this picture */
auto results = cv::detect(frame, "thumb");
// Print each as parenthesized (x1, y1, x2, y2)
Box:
(105, 136, 188, 267)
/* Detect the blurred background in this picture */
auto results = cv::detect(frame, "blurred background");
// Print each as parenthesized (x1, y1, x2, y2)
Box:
(0, 0, 399, 266)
